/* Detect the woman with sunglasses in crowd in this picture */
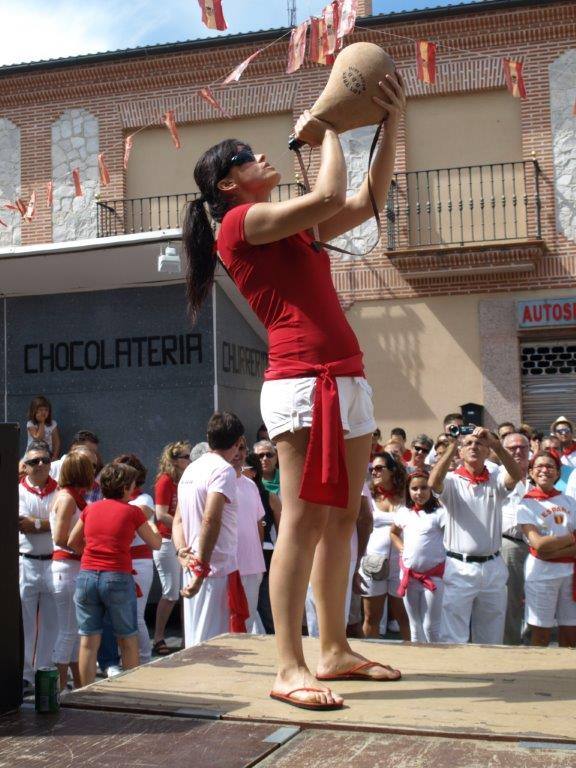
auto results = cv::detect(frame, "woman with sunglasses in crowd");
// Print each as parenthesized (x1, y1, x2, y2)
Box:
(359, 452, 410, 640)
(182, 72, 405, 710)
(152, 441, 191, 656)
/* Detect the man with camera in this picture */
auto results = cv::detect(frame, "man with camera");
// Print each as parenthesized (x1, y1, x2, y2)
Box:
(429, 427, 522, 645)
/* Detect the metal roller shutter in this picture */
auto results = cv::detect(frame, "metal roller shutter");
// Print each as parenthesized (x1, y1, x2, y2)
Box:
(521, 341, 576, 433)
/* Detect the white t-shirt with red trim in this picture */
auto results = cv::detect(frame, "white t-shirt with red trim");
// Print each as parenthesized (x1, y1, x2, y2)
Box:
(516, 492, 576, 580)
(178, 452, 238, 578)
(19, 478, 58, 555)
(236, 475, 266, 576)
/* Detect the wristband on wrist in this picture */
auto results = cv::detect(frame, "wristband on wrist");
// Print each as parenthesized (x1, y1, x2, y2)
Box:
(189, 556, 211, 578)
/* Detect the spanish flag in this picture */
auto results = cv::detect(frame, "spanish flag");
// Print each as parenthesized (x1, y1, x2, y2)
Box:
(503, 59, 527, 98)
(416, 40, 437, 85)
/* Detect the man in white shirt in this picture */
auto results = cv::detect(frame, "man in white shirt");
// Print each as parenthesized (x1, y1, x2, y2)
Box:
(172, 412, 246, 647)
(19, 443, 59, 688)
(499, 432, 530, 645)
(430, 427, 522, 645)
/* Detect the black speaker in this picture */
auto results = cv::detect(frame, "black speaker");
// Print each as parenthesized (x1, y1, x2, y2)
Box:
(461, 402, 484, 427)
(0, 423, 23, 714)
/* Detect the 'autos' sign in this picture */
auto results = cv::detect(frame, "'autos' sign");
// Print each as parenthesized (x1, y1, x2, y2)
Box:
(518, 298, 576, 329)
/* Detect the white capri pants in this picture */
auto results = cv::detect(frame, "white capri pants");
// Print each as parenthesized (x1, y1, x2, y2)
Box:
(153, 538, 181, 601)
(183, 572, 229, 648)
(51, 559, 80, 665)
(402, 576, 444, 643)
(525, 575, 576, 628)
(240, 573, 265, 635)
(20, 557, 58, 683)
(133, 558, 154, 663)
(440, 555, 508, 645)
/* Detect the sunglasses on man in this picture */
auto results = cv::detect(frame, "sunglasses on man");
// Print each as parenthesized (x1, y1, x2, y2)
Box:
(25, 457, 51, 467)
(412, 445, 428, 454)
(257, 452, 275, 460)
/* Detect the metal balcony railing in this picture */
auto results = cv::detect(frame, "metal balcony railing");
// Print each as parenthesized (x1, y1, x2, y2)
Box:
(385, 159, 542, 251)
(96, 183, 305, 238)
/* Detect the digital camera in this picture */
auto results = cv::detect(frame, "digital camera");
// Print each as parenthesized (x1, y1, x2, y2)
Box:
(447, 424, 476, 438)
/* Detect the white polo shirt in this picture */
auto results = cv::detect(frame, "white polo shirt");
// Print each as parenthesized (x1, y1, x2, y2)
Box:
(440, 469, 509, 556)
(19, 478, 58, 556)
(178, 452, 238, 578)
(517, 492, 576, 581)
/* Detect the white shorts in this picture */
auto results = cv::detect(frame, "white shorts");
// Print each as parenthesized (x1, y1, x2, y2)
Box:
(261, 376, 376, 441)
(152, 538, 181, 601)
(525, 576, 576, 628)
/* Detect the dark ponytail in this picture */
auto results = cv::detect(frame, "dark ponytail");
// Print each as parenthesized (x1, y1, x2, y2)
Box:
(182, 138, 250, 323)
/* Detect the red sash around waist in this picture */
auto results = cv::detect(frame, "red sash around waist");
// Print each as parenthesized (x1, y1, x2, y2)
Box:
(264, 352, 365, 509)
(397, 559, 445, 598)
(227, 570, 249, 633)
(52, 550, 81, 562)
(131, 544, 153, 559)
(529, 548, 576, 600)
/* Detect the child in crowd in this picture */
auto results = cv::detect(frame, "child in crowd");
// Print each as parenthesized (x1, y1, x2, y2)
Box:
(26, 395, 60, 458)
(391, 472, 446, 643)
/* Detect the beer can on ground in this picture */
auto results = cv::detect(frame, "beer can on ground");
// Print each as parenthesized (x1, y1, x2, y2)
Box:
(35, 667, 60, 713)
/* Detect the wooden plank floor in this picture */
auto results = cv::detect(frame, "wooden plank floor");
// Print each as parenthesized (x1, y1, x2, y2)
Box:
(62, 634, 576, 743)
(0, 707, 288, 768)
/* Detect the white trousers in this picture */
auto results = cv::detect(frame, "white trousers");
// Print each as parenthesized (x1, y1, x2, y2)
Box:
(153, 539, 181, 601)
(51, 559, 80, 665)
(19, 557, 58, 682)
(183, 573, 229, 647)
(133, 558, 154, 664)
(440, 555, 508, 644)
(306, 554, 356, 639)
(240, 573, 265, 635)
(403, 577, 444, 643)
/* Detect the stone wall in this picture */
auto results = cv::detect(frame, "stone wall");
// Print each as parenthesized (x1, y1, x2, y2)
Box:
(0, 118, 21, 247)
(550, 49, 576, 243)
(51, 109, 99, 242)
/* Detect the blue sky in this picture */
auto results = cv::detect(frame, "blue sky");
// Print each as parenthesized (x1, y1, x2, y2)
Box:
(0, 0, 478, 67)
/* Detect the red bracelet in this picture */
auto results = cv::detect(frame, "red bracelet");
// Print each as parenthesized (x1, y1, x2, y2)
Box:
(189, 556, 211, 578)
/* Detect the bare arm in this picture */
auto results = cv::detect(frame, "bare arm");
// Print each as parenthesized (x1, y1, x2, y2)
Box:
(180, 492, 227, 599)
(52, 493, 77, 548)
(490, 440, 523, 490)
(172, 505, 186, 554)
(243, 125, 346, 245)
(136, 521, 162, 551)
(155, 504, 174, 529)
(67, 518, 85, 554)
(521, 524, 575, 556)
(318, 73, 406, 241)
(390, 524, 404, 553)
(429, 441, 459, 494)
(51, 427, 61, 459)
(356, 495, 373, 564)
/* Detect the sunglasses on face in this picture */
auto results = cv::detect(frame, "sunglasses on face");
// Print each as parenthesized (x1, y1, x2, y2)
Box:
(242, 466, 256, 472)
(174, 453, 190, 460)
(25, 457, 50, 467)
(257, 452, 275, 460)
(229, 148, 256, 168)
(413, 446, 428, 453)
(555, 428, 571, 434)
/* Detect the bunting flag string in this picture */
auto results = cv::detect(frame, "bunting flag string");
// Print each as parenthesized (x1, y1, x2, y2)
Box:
(199, 87, 231, 117)
(223, 49, 262, 83)
(286, 21, 308, 74)
(322, 1, 341, 64)
(4, 199, 27, 216)
(98, 153, 111, 186)
(46, 181, 53, 209)
(72, 168, 83, 197)
(416, 41, 437, 85)
(502, 58, 527, 98)
(337, 0, 358, 39)
(163, 110, 182, 149)
(198, 0, 227, 31)
(308, 18, 324, 65)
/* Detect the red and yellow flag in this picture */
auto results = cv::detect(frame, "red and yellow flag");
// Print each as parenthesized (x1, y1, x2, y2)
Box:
(223, 49, 262, 83)
(98, 153, 111, 186)
(416, 40, 437, 85)
(503, 59, 527, 98)
(163, 111, 181, 149)
(24, 190, 36, 222)
(337, 0, 357, 39)
(286, 21, 308, 74)
(46, 181, 53, 209)
(123, 135, 134, 171)
(199, 87, 230, 117)
(197, 0, 227, 31)
(72, 169, 83, 197)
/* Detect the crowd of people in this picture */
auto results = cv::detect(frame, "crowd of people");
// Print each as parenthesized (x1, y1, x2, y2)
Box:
(18, 393, 576, 694)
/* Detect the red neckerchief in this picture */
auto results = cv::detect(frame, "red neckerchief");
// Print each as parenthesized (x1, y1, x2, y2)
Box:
(454, 465, 490, 485)
(412, 504, 424, 513)
(21, 476, 58, 498)
(374, 485, 395, 500)
(524, 486, 561, 500)
(63, 486, 87, 510)
(562, 443, 576, 457)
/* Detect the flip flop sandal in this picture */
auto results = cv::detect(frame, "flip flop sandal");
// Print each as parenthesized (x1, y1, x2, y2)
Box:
(269, 687, 344, 711)
(152, 639, 172, 656)
(316, 660, 402, 682)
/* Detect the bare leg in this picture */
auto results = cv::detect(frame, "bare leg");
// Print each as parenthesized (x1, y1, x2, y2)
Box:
(153, 598, 177, 644)
(363, 595, 386, 638)
(56, 663, 68, 692)
(388, 595, 411, 641)
(78, 635, 101, 686)
(70, 662, 81, 688)
(313, 434, 400, 680)
(529, 625, 551, 647)
(117, 636, 140, 670)
(270, 429, 341, 707)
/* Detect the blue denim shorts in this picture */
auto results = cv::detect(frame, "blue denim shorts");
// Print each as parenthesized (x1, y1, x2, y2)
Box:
(74, 570, 138, 637)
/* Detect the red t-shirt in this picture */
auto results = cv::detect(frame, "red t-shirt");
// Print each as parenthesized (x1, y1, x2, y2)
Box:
(155, 473, 178, 538)
(217, 203, 361, 372)
(80, 499, 147, 573)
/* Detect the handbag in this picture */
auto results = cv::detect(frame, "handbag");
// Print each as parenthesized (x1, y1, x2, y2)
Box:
(361, 553, 389, 581)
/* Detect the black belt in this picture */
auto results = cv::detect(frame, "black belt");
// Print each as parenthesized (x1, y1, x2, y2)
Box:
(503, 534, 524, 544)
(447, 550, 499, 564)
(20, 553, 52, 561)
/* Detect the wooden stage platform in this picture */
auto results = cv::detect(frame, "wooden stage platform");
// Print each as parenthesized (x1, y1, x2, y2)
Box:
(4, 635, 576, 767)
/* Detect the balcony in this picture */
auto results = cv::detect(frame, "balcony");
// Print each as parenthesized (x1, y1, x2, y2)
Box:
(96, 183, 305, 238)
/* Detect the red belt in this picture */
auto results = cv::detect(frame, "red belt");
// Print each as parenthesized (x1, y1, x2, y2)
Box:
(52, 550, 80, 562)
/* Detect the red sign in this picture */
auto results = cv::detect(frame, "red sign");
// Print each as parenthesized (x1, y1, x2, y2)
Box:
(518, 298, 576, 328)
